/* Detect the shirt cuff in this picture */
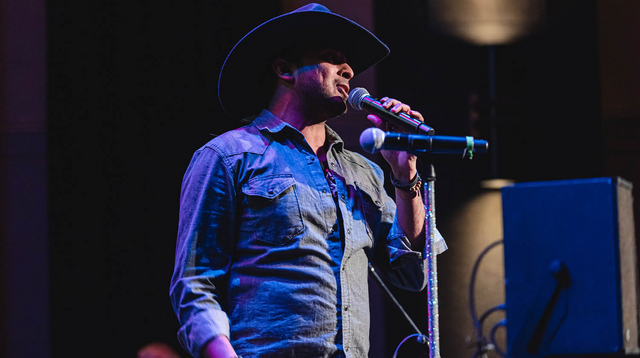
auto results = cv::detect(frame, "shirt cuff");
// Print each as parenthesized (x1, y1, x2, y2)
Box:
(177, 309, 231, 358)
(387, 210, 448, 267)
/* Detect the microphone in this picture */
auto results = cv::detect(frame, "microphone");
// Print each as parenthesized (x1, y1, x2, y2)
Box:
(348, 87, 435, 135)
(359, 127, 489, 155)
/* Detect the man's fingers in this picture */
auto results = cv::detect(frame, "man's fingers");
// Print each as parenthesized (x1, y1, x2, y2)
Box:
(380, 97, 416, 117)
(381, 98, 398, 109)
(366, 114, 395, 132)
(366, 114, 383, 127)
(391, 103, 411, 114)
(374, 96, 425, 130)
(407, 110, 424, 122)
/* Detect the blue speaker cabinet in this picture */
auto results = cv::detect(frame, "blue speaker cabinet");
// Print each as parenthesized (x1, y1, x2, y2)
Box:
(502, 177, 638, 356)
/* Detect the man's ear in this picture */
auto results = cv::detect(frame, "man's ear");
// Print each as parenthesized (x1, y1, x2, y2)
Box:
(272, 58, 295, 82)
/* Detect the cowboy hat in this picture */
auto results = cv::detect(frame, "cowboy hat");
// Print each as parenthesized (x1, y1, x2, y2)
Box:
(218, 3, 390, 120)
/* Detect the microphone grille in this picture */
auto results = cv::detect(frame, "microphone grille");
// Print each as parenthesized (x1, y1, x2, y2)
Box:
(359, 127, 386, 154)
(348, 87, 370, 111)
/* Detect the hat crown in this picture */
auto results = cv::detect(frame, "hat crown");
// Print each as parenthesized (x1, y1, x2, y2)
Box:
(292, 3, 331, 14)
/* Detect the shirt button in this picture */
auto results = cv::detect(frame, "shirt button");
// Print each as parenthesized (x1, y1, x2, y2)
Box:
(344, 305, 349, 311)
(346, 228, 352, 235)
(341, 193, 345, 200)
(322, 189, 327, 194)
(268, 189, 274, 195)
(331, 162, 336, 167)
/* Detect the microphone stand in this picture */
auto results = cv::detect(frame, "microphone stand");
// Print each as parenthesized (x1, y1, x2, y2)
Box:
(418, 143, 478, 357)
(421, 163, 441, 358)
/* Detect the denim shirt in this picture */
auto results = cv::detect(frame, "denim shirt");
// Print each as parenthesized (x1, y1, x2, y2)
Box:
(170, 110, 447, 358)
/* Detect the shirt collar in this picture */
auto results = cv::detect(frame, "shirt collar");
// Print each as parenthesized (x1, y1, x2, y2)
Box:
(252, 109, 292, 134)
(252, 109, 345, 152)
(324, 124, 345, 152)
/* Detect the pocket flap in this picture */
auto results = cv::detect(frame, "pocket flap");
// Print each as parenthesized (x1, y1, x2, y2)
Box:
(356, 181, 385, 208)
(242, 175, 296, 199)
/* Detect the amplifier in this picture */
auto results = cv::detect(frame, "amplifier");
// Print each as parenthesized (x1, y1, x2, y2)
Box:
(502, 177, 638, 356)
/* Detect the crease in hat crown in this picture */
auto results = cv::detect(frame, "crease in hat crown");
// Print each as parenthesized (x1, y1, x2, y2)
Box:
(217, 2, 390, 121)
(292, 3, 332, 13)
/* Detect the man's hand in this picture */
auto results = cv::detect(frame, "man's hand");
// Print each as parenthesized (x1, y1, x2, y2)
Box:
(202, 335, 238, 358)
(366, 97, 424, 182)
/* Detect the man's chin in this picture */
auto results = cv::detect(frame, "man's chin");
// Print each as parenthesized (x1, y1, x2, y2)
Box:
(328, 100, 348, 118)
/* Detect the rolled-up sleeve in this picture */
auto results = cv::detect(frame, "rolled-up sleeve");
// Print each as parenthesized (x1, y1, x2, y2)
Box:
(387, 207, 447, 264)
(170, 147, 236, 357)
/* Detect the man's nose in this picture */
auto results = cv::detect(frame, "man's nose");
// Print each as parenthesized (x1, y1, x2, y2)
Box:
(339, 63, 354, 80)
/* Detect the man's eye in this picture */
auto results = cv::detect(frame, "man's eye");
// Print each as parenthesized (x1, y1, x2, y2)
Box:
(322, 54, 335, 62)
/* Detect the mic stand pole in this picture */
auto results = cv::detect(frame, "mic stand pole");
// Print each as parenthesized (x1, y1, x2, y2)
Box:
(422, 163, 440, 358)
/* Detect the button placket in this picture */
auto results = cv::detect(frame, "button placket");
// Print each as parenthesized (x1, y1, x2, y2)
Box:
(341, 257, 351, 356)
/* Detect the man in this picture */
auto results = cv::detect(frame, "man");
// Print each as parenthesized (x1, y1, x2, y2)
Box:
(170, 4, 446, 358)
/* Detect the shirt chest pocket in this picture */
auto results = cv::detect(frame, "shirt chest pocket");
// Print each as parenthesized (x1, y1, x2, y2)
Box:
(355, 182, 385, 241)
(241, 174, 305, 245)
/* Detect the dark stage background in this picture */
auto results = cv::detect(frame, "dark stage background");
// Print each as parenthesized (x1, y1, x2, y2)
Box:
(2, 0, 639, 357)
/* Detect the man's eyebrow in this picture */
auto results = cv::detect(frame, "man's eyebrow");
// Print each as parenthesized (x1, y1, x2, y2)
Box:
(323, 49, 348, 62)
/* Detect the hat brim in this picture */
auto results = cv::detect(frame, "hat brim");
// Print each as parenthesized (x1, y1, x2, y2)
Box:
(218, 7, 390, 120)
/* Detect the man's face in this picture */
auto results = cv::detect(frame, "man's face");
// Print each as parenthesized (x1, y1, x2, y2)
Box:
(292, 47, 354, 118)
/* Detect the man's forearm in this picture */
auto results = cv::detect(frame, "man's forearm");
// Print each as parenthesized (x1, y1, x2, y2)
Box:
(394, 183, 426, 251)
(203, 335, 238, 358)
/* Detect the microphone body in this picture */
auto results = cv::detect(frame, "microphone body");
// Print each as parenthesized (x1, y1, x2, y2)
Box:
(360, 127, 489, 155)
(348, 87, 435, 135)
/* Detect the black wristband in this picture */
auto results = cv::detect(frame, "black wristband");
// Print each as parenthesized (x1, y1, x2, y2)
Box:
(390, 172, 422, 193)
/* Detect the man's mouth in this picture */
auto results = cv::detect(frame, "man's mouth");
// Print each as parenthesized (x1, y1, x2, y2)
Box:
(337, 83, 349, 96)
